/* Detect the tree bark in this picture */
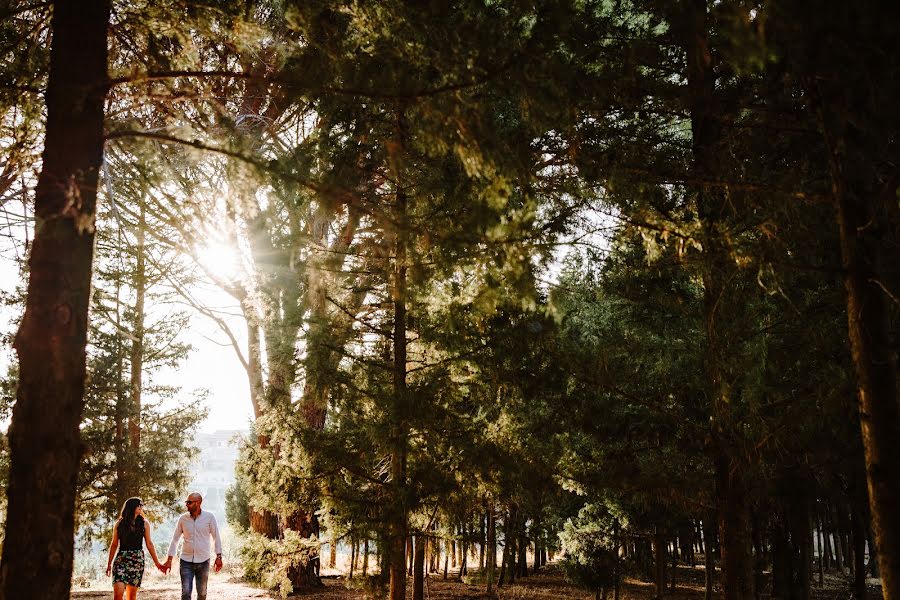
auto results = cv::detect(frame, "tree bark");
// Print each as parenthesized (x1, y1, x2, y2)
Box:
(413, 534, 426, 600)
(851, 499, 868, 600)
(363, 538, 370, 576)
(685, 2, 754, 598)
(388, 178, 410, 600)
(0, 0, 110, 597)
(126, 204, 146, 498)
(802, 11, 900, 592)
(653, 527, 666, 600)
(704, 516, 716, 600)
(486, 502, 497, 595)
(830, 135, 900, 600)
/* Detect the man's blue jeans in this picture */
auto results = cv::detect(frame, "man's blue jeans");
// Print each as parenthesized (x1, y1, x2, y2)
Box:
(180, 559, 210, 600)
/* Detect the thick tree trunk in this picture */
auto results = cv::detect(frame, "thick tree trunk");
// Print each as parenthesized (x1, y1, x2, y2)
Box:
(285, 510, 321, 588)
(830, 147, 900, 600)
(653, 528, 666, 600)
(802, 16, 900, 592)
(685, 1, 753, 598)
(517, 522, 528, 579)
(249, 509, 280, 538)
(413, 534, 426, 600)
(771, 508, 790, 600)
(0, 1, 110, 597)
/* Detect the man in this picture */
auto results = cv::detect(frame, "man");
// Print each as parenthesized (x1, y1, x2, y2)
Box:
(164, 492, 223, 600)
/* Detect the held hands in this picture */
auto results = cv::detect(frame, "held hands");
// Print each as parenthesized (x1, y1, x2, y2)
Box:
(155, 560, 169, 574)
(160, 557, 173, 575)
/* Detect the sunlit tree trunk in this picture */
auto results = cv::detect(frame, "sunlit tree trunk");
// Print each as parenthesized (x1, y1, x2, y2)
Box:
(823, 103, 900, 600)
(126, 204, 146, 497)
(0, 0, 109, 597)
(114, 277, 128, 509)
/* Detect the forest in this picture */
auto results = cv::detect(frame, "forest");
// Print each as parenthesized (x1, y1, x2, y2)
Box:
(0, 1, 897, 600)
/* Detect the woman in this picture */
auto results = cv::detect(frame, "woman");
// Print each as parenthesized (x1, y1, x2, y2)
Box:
(105, 497, 166, 600)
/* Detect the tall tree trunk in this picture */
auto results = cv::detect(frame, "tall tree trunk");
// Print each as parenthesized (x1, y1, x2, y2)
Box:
(851, 499, 868, 600)
(363, 538, 370, 576)
(816, 509, 826, 583)
(462, 521, 470, 577)
(388, 177, 410, 600)
(789, 483, 810, 600)
(113, 281, 128, 509)
(0, 1, 109, 597)
(413, 534, 426, 600)
(517, 521, 528, 579)
(486, 502, 497, 595)
(685, 2, 753, 598)
(805, 14, 900, 593)
(239, 293, 280, 540)
(831, 149, 900, 600)
(444, 540, 450, 579)
(480, 510, 487, 571)
(613, 522, 621, 600)
(653, 527, 666, 600)
(771, 506, 790, 600)
(329, 532, 337, 569)
(704, 515, 717, 600)
(126, 205, 146, 498)
(867, 523, 879, 578)
(751, 514, 765, 600)
(350, 539, 357, 579)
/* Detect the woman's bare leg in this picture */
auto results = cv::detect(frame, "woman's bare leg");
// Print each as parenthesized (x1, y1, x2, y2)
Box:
(124, 584, 139, 600)
(113, 581, 126, 600)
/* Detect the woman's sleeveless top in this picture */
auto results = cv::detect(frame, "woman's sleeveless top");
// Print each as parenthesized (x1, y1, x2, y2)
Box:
(118, 518, 144, 552)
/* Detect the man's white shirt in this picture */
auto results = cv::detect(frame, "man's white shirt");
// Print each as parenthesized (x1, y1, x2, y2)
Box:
(167, 510, 223, 564)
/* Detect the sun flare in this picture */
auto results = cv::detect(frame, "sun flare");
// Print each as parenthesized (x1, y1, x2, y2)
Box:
(195, 239, 244, 283)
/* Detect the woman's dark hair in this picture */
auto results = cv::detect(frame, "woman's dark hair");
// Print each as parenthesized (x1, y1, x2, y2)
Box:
(117, 497, 144, 535)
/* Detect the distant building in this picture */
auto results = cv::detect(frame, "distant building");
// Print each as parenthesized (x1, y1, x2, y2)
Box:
(185, 430, 246, 515)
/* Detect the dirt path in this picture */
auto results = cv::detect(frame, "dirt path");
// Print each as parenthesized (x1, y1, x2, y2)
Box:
(71, 575, 276, 599)
(70, 565, 880, 600)
(69, 567, 595, 600)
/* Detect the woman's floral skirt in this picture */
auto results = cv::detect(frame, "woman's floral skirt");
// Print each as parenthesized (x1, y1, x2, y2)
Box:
(112, 549, 145, 587)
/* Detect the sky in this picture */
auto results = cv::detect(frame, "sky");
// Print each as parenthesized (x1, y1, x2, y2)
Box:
(0, 251, 254, 435)
(154, 284, 254, 433)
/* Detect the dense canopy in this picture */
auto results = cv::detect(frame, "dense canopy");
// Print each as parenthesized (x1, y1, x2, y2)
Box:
(0, 2, 897, 600)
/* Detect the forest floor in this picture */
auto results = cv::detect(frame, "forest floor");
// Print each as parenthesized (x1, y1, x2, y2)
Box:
(70, 563, 883, 600)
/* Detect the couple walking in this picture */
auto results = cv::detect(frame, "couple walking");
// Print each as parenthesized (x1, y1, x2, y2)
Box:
(105, 492, 223, 600)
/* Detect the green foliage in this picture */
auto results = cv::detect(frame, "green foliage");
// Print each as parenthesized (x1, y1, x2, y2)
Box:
(240, 530, 319, 598)
(225, 478, 251, 531)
